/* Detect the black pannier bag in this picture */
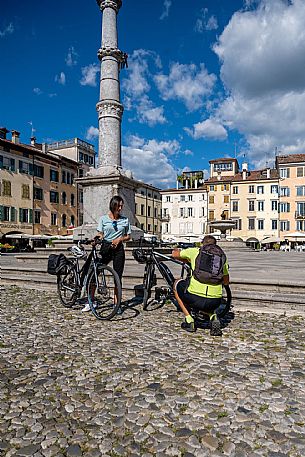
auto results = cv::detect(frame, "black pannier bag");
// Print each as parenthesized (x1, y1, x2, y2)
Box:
(47, 254, 68, 275)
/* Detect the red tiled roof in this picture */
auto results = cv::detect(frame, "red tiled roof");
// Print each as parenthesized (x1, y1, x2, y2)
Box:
(232, 169, 279, 182)
(276, 153, 305, 164)
(209, 157, 239, 164)
(206, 175, 235, 183)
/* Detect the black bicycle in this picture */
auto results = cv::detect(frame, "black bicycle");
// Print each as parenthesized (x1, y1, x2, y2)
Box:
(57, 240, 122, 320)
(132, 242, 232, 318)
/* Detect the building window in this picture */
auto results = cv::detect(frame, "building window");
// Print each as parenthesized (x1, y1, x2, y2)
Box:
(209, 185, 215, 191)
(62, 192, 67, 204)
(297, 220, 305, 231)
(296, 202, 305, 217)
(271, 219, 278, 230)
(71, 215, 75, 226)
(51, 213, 57, 225)
(62, 214, 67, 227)
(148, 206, 151, 217)
(271, 200, 278, 211)
(232, 186, 238, 194)
(34, 210, 41, 224)
(296, 186, 305, 197)
(140, 223, 144, 230)
(79, 190, 83, 203)
(19, 160, 32, 175)
(201, 207, 205, 217)
(232, 201, 239, 212)
(21, 184, 30, 199)
(280, 187, 290, 197)
(50, 169, 59, 182)
(164, 223, 170, 233)
(248, 218, 255, 230)
(221, 184, 229, 191)
(258, 219, 264, 230)
(50, 190, 59, 203)
(34, 164, 44, 178)
(180, 195, 186, 202)
(257, 186, 264, 194)
(214, 163, 232, 172)
(62, 171, 66, 183)
(271, 185, 278, 194)
(279, 202, 290, 213)
(71, 194, 75, 206)
(279, 168, 290, 178)
(224, 195, 229, 203)
(148, 224, 151, 231)
(79, 152, 84, 162)
(209, 195, 214, 204)
(3, 206, 10, 221)
(141, 204, 145, 216)
(79, 168, 84, 178)
(297, 167, 304, 177)
(188, 195, 193, 201)
(180, 208, 185, 217)
(66, 172, 71, 185)
(258, 201, 264, 211)
(249, 185, 255, 193)
(34, 187, 43, 200)
(2, 180, 11, 196)
(188, 207, 193, 217)
(154, 207, 158, 218)
(209, 210, 215, 221)
(19, 208, 30, 223)
(248, 200, 255, 211)
(166, 196, 171, 202)
(0, 156, 15, 171)
(280, 221, 290, 231)
(233, 219, 242, 230)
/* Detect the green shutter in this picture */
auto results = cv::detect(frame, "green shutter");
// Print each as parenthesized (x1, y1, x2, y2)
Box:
(29, 209, 33, 223)
(10, 207, 16, 222)
(0, 205, 4, 221)
(29, 163, 34, 175)
(10, 159, 15, 172)
(19, 208, 22, 223)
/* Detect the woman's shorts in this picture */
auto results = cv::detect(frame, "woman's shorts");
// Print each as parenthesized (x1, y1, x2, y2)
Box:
(102, 243, 125, 280)
(175, 279, 221, 314)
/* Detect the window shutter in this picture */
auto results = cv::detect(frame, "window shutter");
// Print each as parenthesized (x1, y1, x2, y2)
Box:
(19, 208, 22, 223)
(0, 155, 3, 167)
(10, 158, 15, 172)
(29, 209, 33, 223)
(0, 205, 4, 221)
(29, 163, 34, 175)
(10, 207, 16, 222)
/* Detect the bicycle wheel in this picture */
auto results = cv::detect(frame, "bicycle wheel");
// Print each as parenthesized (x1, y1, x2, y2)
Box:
(87, 265, 121, 320)
(57, 266, 78, 308)
(216, 285, 232, 318)
(143, 265, 154, 310)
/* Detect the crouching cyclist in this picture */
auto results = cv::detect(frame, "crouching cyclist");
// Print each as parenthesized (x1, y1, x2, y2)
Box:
(172, 235, 229, 336)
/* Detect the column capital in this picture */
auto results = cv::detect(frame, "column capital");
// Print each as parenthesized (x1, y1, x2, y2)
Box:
(97, 47, 124, 62)
(96, 0, 122, 13)
(96, 100, 124, 120)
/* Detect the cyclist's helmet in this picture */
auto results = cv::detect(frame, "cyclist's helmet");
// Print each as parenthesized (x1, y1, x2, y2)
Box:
(71, 245, 86, 259)
(132, 248, 147, 264)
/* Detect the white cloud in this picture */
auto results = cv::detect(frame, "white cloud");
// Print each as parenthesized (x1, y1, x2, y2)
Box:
(185, 118, 228, 141)
(155, 62, 216, 111)
(211, 0, 305, 165)
(0, 23, 14, 38)
(65, 46, 78, 67)
(195, 8, 218, 33)
(122, 50, 166, 126)
(55, 72, 66, 85)
(183, 149, 194, 156)
(86, 126, 99, 141)
(33, 87, 42, 95)
(48, 93, 57, 98)
(160, 0, 172, 20)
(122, 136, 179, 187)
(80, 64, 99, 87)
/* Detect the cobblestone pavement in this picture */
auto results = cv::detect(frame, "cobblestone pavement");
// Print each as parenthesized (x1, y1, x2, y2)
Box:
(1, 286, 305, 457)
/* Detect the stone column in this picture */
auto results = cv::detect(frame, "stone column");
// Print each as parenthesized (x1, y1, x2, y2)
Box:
(96, 0, 124, 171)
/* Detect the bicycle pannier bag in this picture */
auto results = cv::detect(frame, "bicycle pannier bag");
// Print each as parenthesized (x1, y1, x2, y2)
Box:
(193, 244, 226, 285)
(47, 254, 68, 275)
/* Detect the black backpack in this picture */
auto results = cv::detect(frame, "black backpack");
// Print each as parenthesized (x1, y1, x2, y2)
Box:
(193, 244, 226, 285)
(47, 254, 68, 275)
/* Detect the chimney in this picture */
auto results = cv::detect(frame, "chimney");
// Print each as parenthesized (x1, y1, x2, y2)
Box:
(11, 130, 20, 144)
(242, 162, 248, 180)
(266, 167, 271, 179)
(30, 136, 36, 146)
(0, 127, 9, 139)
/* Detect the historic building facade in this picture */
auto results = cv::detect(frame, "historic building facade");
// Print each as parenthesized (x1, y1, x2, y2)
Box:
(134, 184, 162, 237)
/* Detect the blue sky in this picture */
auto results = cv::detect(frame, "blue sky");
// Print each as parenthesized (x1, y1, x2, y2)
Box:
(1, 0, 305, 188)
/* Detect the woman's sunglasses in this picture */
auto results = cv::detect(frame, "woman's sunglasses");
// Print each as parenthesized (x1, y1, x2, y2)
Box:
(112, 221, 118, 231)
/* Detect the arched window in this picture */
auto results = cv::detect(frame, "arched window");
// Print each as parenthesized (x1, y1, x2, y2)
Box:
(71, 194, 75, 206)
(62, 214, 67, 227)
(62, 191, 67, 205)
(70, 215, 75, 227)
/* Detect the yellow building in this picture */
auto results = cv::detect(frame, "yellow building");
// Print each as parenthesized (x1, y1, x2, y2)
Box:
(276, 154, 305, 234)
(0, 128, 87, 239)
(134, 184, 162, 237)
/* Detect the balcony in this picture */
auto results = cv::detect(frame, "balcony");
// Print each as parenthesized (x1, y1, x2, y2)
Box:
(160, 214, 170, 222)
(295, 212, 305, 219)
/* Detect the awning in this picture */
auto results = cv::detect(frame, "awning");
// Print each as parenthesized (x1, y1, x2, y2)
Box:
(246, 237, 259, 243)
(261, 237, 281, 244)
(285, 231, 305, 239)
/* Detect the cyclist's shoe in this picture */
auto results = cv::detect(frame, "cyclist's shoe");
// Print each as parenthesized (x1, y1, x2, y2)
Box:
(181, 320, 196, 333)
(81, 303, 91, 312)
(210, 318, 222, 337)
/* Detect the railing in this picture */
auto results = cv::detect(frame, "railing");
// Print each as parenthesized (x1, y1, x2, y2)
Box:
(160, 215, 170, 222)
(295, 212, 305, 219)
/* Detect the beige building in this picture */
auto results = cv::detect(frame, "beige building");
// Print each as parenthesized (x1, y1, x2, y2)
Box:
(276, 154, 305, 234)
(134, 184, 162, 237)
(0, 129, 90, 239)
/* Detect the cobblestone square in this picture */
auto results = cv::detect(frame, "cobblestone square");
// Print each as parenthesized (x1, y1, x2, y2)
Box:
(0, 286, 305, 457)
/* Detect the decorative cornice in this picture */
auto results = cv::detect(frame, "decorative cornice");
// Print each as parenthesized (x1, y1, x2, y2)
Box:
(96, 0, 122, 13)
(96, 101, 124, 120)
(97, 47, 124, 62)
